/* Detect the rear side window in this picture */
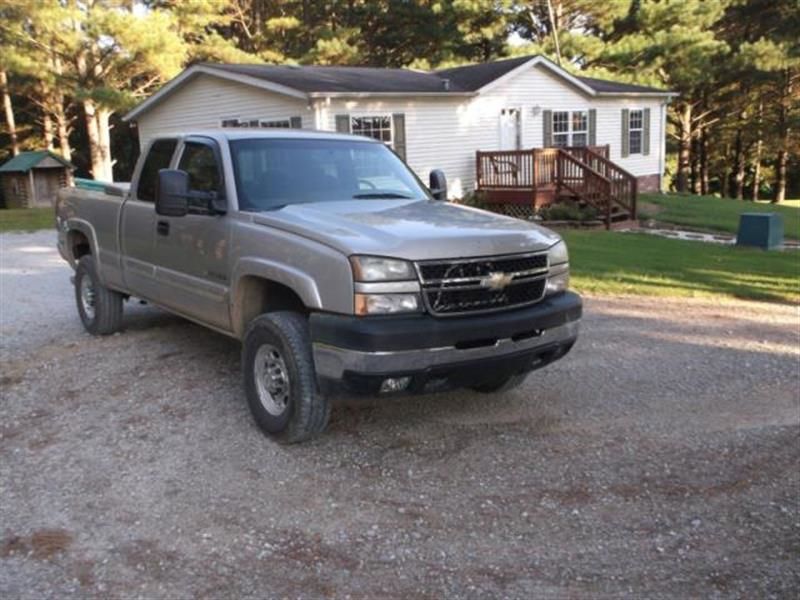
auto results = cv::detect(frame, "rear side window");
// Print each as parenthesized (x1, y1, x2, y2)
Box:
(178, 142, 222, 194)
(136, 139, 177, 202)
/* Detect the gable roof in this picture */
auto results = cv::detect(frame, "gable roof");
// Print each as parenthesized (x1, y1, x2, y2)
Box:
(124, 55, 675, 122)
(0, 150, 74, 173)
(201, 63, 458, 94)
(435, 55, 673, 95)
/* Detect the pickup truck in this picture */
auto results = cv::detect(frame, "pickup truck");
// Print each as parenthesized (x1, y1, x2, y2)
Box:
(56, 130, 581, 442)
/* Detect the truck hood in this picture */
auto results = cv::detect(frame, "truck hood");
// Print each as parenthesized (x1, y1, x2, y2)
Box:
(251, 200, 561, 260)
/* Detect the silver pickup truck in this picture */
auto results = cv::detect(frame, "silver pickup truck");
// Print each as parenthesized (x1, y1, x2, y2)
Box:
(56, 130, 581, 442)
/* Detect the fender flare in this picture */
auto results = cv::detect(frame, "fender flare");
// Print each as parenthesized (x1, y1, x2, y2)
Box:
(230, 257, 323, 335)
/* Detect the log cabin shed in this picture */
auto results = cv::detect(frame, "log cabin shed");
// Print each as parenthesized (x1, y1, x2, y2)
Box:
(0, 150, 74, 208)
(123, 55, 676, 205)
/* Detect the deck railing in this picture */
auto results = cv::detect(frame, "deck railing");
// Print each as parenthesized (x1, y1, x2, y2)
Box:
(475, 144, 636, 228)
(563, 146, 637, 217)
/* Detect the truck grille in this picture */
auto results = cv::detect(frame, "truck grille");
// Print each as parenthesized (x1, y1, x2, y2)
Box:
(416, 252, 549, 316)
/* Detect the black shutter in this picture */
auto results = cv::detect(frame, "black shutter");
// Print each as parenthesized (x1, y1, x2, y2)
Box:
(621, 108, 630, 158)
(642, 108, 651, 155)
(542, 109, 553, 147)
(588, 109, 597, 146)
(392, 113, 406, 160)
(335, 114, 351, 133)
(289, 116, 302, 129)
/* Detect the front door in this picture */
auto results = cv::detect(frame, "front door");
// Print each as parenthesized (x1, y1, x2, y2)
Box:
(152, 137, 231, 330)
(500, 108, 522, 150)
(121, 138, 178, 300)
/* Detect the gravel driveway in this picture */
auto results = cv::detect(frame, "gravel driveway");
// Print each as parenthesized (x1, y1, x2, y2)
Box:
(1, 230, 798, 599)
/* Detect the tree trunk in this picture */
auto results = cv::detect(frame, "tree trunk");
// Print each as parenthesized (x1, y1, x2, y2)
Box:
(676, 103, 692, 194)
(700, 125, 709, 195)
(733, 121, 745, 200)
(773, 69, 792, 204)
(96, 107, 113, 181)
(0, 69, 20, 156)
(774, 150, 787, 204)
(43, 112, 54, 150)
(51, 55, 72, 161)
(54, 100, 71, 162)
(690, 135, 700, 194)
(750, 100, 763, 202)
(720, 142, 731, 198)
(83, 98, 113, 181)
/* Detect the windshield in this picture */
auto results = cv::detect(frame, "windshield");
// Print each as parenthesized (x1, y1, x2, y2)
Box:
(230, 138, 431, 211)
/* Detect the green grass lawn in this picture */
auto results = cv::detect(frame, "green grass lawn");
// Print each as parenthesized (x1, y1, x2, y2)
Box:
(0, 207, 55, 232)
(639, 193, 800, 240)
(562, 230, 800, 304)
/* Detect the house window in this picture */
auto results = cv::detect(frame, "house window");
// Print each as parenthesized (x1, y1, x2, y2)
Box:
(260, 119, 292, 128)
(221, 117, 298, 128)
(629, 109, 643, 154)
(552, 111, 569, 147)
(351, 116, 393, 145)
(552, 110, 588, 147)
(571, 111, 588, 147)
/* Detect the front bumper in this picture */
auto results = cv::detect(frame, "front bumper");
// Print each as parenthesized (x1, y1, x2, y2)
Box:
(310, 291, 581, 394)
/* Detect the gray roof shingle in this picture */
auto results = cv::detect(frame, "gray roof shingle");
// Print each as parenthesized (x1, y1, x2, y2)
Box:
(202, 55, 672, 96)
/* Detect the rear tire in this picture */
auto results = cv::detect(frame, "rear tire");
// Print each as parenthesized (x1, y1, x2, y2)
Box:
(470, 373, 528, 394)
(242, 311, 330, 443)
(74, 256, 124, 336)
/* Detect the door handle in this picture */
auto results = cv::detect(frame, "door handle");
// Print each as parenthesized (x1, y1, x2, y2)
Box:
(156, 220, 170, 236)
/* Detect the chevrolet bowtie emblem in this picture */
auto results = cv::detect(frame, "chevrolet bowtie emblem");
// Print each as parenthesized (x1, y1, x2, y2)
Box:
(480, 271, 514, 290)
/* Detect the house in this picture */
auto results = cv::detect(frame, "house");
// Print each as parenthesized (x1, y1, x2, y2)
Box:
(0, 150, 74, 208)
(123, 55, 675, 214)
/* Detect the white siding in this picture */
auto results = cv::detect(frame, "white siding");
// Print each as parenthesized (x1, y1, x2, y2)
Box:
(136, 74, 311, 149)
(133, 65, 667, 197)
(318, 97, 474, 197)
(469, 64, 665, 178)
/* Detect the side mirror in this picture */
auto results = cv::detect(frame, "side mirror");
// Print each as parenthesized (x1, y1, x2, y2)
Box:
(156, 169, 189, 217)
(429, 169, 447, 201)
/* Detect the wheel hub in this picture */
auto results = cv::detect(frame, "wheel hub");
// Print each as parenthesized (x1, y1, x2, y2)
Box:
(80, 276, 96, 320)
(254, 344, 291, 416)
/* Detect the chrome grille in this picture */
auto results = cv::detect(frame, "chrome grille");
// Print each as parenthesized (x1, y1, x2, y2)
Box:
(416, 252, 549, 316)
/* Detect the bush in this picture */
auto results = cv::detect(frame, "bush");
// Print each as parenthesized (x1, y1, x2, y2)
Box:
(457, 190, 489, 209)
(538, 201, 598, 222)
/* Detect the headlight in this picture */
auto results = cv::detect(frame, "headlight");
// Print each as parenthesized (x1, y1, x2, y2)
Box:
(547, 240, 569, 295)
(350, 256, 416, 282)
(355, 293, 421, 315)
(546, 270, 570, 295)
(548, 240, 569, 265)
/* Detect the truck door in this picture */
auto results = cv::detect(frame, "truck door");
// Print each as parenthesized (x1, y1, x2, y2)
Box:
(120, 138, 178, 299)
(152, 137, 231, 330)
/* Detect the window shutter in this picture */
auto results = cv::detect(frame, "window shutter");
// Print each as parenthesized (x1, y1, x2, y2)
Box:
(588, 109, 597, 146)
(621, 108, 630, 158)
(289, 116, 302, 129)
(543, 110, 553, 147)
(335, 114, 351, 133)
(392, 113, 407, 160)
(642, 108, 651, 155)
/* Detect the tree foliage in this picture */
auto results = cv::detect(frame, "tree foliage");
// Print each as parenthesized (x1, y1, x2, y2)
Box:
(0, 0, 796, 200)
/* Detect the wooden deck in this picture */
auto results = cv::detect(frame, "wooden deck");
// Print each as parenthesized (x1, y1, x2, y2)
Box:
(475, 145, 637, 228)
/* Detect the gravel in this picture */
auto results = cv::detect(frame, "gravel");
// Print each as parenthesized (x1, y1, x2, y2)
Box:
(1, 230, 799, 598)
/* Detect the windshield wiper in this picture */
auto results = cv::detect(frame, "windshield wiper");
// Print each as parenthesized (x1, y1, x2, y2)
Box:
(352, 192, 414, 199)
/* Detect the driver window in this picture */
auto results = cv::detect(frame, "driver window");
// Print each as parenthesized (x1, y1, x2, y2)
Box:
(179, 142, 221, 194)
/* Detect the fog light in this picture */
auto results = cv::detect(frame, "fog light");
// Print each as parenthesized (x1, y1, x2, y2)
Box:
(379, 376, 411, 393)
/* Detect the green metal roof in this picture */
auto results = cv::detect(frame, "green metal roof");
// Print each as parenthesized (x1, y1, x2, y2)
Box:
(0, 150, 74, 173)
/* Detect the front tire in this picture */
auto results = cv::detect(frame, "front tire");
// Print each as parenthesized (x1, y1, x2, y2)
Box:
(242, 311, 330, 443)
(74, 256, 124, 335)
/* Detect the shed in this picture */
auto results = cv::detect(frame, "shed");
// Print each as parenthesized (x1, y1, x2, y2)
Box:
(0, 151, 74, 208)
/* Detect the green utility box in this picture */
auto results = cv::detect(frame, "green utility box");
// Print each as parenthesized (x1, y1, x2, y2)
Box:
(736, 213, 784, 250)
